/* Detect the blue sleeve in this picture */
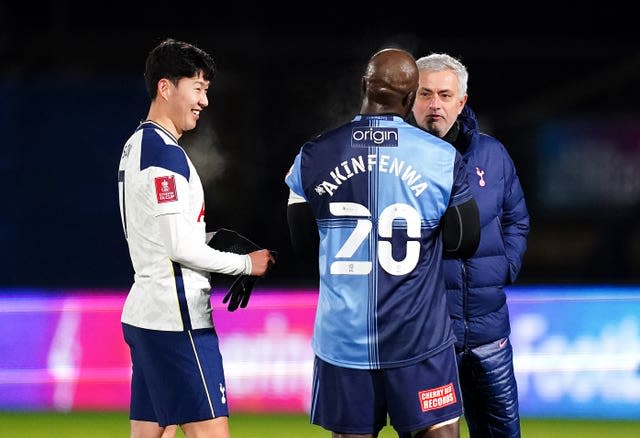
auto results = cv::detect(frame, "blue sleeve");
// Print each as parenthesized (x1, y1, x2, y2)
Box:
(449, 152, 473, 207)
(501, 149, 530, 283)
(284, 151, 306, 200)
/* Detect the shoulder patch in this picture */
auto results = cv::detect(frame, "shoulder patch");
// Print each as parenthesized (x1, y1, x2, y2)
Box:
(154, 175, 178, 203)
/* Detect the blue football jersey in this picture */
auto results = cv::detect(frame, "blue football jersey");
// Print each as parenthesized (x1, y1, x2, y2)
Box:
(285, 115, 472, 369)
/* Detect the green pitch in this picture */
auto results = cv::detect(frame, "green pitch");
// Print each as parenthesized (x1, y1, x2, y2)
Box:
(0, 412, 638, 437)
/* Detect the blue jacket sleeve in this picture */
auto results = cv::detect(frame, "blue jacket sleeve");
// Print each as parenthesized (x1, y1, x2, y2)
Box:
(501, 151, 530, 283)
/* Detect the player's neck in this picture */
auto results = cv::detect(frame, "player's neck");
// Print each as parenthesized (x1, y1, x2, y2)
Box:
(145, 107, 180, 140)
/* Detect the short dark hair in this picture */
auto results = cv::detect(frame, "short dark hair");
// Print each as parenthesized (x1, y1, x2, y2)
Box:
(144, 38, 216, 99)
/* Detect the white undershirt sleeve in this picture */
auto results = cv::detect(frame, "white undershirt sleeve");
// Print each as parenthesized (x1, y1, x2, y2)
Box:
(287, 189, 306, 205)
(158, 213, 252, 276)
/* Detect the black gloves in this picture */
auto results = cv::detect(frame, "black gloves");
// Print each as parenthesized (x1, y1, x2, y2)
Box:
(207, 228, 262, 255)
(207, 228, 265, 311)
(223, 275, 258, 311)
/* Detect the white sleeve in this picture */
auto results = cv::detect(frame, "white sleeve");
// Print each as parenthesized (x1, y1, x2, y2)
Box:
(287, 189, 306, 205)
(158, 213, 252, 276)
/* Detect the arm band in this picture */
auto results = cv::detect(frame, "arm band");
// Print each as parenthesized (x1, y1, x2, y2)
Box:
(442, 198, 480, 259)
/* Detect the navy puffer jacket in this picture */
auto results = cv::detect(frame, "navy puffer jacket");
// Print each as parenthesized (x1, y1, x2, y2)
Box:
(444, 106, 530, 349)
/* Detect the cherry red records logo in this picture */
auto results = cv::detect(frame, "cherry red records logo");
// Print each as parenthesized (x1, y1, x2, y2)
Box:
(155, 175, 178, 203)
(418, 382, 457, 412)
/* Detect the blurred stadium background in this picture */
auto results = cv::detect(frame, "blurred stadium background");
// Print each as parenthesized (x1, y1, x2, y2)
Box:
(1, 3, 639, 436)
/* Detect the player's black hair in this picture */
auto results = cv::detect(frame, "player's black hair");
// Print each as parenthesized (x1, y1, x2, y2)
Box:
(144, 38, 216, 99)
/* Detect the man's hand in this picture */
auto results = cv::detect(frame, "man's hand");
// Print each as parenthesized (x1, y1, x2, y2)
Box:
(222, 251, 277, 311)
(248, 249, 276, 276)
(207, 228, 277, 311)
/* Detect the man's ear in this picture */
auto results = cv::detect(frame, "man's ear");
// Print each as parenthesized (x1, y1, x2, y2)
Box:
(457, 94, 468, 114)
(402, 90, 416, 117)
(158, 78, 172, 101)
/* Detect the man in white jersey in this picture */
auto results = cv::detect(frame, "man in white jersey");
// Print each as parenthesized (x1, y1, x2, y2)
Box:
(117, 38, 275, 438)
(285, 48, 479, 438)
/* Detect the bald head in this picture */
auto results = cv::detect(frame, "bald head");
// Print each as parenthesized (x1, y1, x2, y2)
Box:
(360, 48, 419, 117)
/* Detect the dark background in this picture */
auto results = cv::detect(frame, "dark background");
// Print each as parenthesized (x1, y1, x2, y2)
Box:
(2, 4, 639, 289)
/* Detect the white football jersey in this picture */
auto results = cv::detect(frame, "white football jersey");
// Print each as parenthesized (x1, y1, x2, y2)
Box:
(118, 121, 248, 331)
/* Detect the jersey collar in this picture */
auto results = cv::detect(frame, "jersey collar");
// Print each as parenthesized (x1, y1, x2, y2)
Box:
(352, 114, 405, 122)
(137, 120, 178, 144)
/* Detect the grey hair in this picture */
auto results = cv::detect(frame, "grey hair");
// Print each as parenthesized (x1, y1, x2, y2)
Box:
(415, 53, 468, 98)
